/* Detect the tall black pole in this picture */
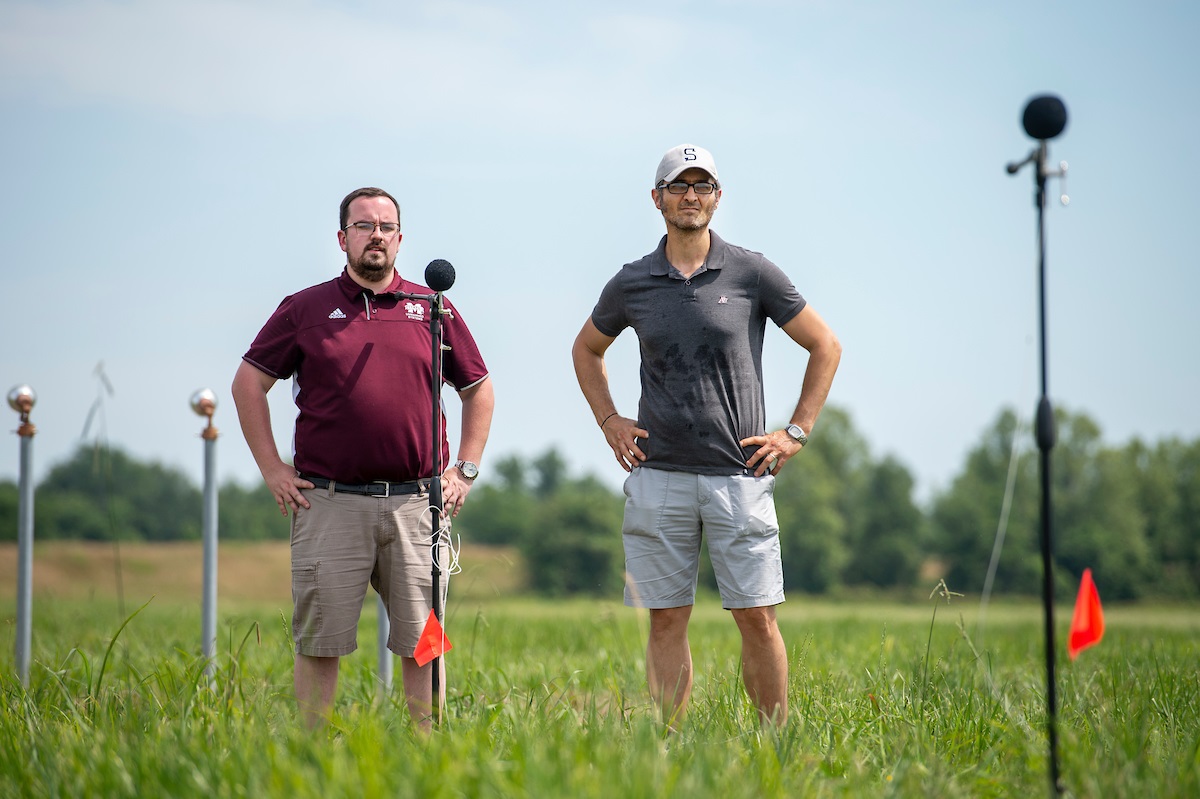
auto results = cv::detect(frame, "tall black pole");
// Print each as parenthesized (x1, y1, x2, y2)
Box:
(389, 260, 456, 728)
(429, 288, 446, 727)
(1033, 140, 1062, 796)
(1008, 94, 1068, 797)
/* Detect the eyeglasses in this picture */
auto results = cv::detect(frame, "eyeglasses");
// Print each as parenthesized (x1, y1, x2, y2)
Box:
(343, 221, 401, 236)
(658, 180, 719, 195)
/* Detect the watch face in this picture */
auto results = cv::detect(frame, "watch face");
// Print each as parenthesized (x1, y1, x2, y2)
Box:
(459, 461, 479, 479)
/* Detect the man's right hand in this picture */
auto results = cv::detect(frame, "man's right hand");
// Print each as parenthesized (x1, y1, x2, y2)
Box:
(263, 462, 314, 517)
(602, 415, 649, 472)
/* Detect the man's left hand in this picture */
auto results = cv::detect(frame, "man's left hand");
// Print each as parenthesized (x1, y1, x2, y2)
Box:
(441, 468, 475, 517)
(740, 430, 804, 477)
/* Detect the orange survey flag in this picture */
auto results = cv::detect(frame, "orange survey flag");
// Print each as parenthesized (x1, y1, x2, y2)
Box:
(1067, 568, 1105, 660)
(413, 610, 453, 667)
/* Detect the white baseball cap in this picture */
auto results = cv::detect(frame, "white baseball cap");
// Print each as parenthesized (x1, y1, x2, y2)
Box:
(655, 144, 719, 186)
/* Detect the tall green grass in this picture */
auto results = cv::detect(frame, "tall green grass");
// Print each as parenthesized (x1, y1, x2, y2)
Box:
(1, 593, 1197, 797)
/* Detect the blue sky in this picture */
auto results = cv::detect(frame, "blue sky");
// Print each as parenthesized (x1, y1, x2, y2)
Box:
(1, 0, 1197, 503)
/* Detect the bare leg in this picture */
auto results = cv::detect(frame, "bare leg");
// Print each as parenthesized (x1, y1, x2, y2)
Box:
(295, 654, 340, 730)
(731, 605, 788, 726)
(647, 605, 693, 729)
(400, 656, 446, 733)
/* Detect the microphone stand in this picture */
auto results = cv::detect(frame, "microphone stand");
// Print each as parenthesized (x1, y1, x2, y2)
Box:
(1008, 133, 1068, 797)
(388, 285, 452, 727)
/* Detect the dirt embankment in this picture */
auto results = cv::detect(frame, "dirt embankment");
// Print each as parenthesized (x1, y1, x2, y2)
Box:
(0, 540, 524, 604)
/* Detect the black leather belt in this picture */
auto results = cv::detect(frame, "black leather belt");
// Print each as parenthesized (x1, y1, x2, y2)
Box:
(302, 475, 426, 498)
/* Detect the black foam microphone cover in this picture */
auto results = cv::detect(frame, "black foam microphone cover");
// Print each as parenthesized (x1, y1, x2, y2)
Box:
(425, 259, 456, 292)
(1022, 95, 1068, 140)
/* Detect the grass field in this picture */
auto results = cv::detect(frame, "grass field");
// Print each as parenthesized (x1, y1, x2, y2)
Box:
(1, 542, 1198, 797)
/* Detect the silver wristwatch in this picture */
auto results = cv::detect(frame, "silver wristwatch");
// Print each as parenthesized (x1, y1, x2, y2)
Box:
(784, 424, 808, 446)
(455, 460, 480, 480)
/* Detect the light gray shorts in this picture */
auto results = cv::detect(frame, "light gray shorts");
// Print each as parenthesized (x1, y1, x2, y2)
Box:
(621, 467, 785, 610)
(290, 486, 447, 658)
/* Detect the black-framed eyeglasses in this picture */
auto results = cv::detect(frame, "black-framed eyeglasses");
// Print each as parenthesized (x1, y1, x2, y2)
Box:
(657, 180, 719, 195)
(343, 221, 401, 236)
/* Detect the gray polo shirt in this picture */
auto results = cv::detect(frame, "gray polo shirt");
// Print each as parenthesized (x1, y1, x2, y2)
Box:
(591, 230, 806, 475)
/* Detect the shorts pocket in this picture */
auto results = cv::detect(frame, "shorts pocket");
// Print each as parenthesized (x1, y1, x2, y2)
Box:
(621, 471, 661, 540)
(735, 476, 779, 539)
(291, 559, 322, 643)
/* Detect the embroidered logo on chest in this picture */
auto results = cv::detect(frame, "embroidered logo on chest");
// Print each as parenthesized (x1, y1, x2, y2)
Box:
(404, 301, 426, 321)
(717, 296, 728, 304)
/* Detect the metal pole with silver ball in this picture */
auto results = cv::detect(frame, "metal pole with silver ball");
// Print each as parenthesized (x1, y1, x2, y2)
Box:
(191, 389, 220, 681)
(8, 384, 37, 687)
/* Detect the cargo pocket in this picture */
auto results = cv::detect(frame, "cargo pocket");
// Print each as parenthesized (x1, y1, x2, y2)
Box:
(291, 559, 322, 644)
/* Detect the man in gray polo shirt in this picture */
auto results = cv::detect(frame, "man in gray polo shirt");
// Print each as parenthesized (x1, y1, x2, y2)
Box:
(572, 144, 841, 727)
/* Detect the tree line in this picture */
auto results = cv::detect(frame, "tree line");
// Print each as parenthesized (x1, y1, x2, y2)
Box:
(2, 405, 1197, 600)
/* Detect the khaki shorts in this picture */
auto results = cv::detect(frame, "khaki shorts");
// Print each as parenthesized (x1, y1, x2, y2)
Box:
(290, 486, 447, 658)
(621, 467, 785, 610)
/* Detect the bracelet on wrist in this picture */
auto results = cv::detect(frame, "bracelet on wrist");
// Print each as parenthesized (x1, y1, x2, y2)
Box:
(600, 412, 619, 429)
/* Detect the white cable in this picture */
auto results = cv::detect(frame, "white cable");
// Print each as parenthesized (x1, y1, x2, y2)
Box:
(418, 502, 460, 653)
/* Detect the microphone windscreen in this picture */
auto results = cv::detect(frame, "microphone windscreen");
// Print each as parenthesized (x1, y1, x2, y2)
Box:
(1022, 95, 1068, 140)
(425, 259, 456, 292)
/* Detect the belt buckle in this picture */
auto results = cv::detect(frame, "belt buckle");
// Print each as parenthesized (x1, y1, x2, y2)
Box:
(370, 481, 391, 498)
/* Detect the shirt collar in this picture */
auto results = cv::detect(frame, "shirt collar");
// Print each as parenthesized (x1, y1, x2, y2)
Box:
(648, 229, 727, 278)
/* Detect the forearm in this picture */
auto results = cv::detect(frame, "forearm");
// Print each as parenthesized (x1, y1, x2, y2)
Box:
(788, 337, 842, 433)
(572, 336, 618, 425)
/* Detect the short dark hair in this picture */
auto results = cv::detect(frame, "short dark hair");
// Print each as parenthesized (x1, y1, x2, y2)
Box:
(339, 187, 401, 230)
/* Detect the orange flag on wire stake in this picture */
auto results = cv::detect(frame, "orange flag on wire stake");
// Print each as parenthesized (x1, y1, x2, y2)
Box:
(413, 610, 453, 667)
(1068, 568, 1105, 660)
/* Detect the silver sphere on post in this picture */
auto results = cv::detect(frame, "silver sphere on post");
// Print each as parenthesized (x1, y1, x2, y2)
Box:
(190, 387, 217, 417)
(191, 388, 218, 440)
(8, 385, 37, 438)
(7, 384, 36, 414)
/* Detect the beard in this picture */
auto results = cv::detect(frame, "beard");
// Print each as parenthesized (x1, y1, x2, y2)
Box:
(661, 199, 715, 232)
(348, 246, 393, 283)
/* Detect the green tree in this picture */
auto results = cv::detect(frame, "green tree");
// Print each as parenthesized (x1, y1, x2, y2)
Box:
(1175, 440, 1200, 595)
(524, 476, 624, 596)
(532, 449, 568, 499)
(456, 448, 625, 596)
(930, 409, 1042, 594)
(37, 445, 201, 541)
(0, 481, 18, 542)
(845, 455, 925, 588)
(218, 480, 290, 540)
(1052, 414, 1152, 600)
(772, 405, 874, 593)
(1124, 438, 1200, 598)
(453, 454, 538, 545)
(774, 451, 848, 593)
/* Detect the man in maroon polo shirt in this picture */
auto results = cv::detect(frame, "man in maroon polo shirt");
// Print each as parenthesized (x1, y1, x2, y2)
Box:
(232, 186, 494, 731)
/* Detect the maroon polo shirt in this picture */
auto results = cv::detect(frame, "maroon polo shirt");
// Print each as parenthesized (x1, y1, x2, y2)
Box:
(243, 268, 488, 483)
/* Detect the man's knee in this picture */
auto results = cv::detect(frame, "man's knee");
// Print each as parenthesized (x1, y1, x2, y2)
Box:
(730, 606, 780, 640)
(649, 606, 693, 638)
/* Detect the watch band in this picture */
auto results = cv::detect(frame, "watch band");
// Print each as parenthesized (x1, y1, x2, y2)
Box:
(785, 424, 808, 446)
